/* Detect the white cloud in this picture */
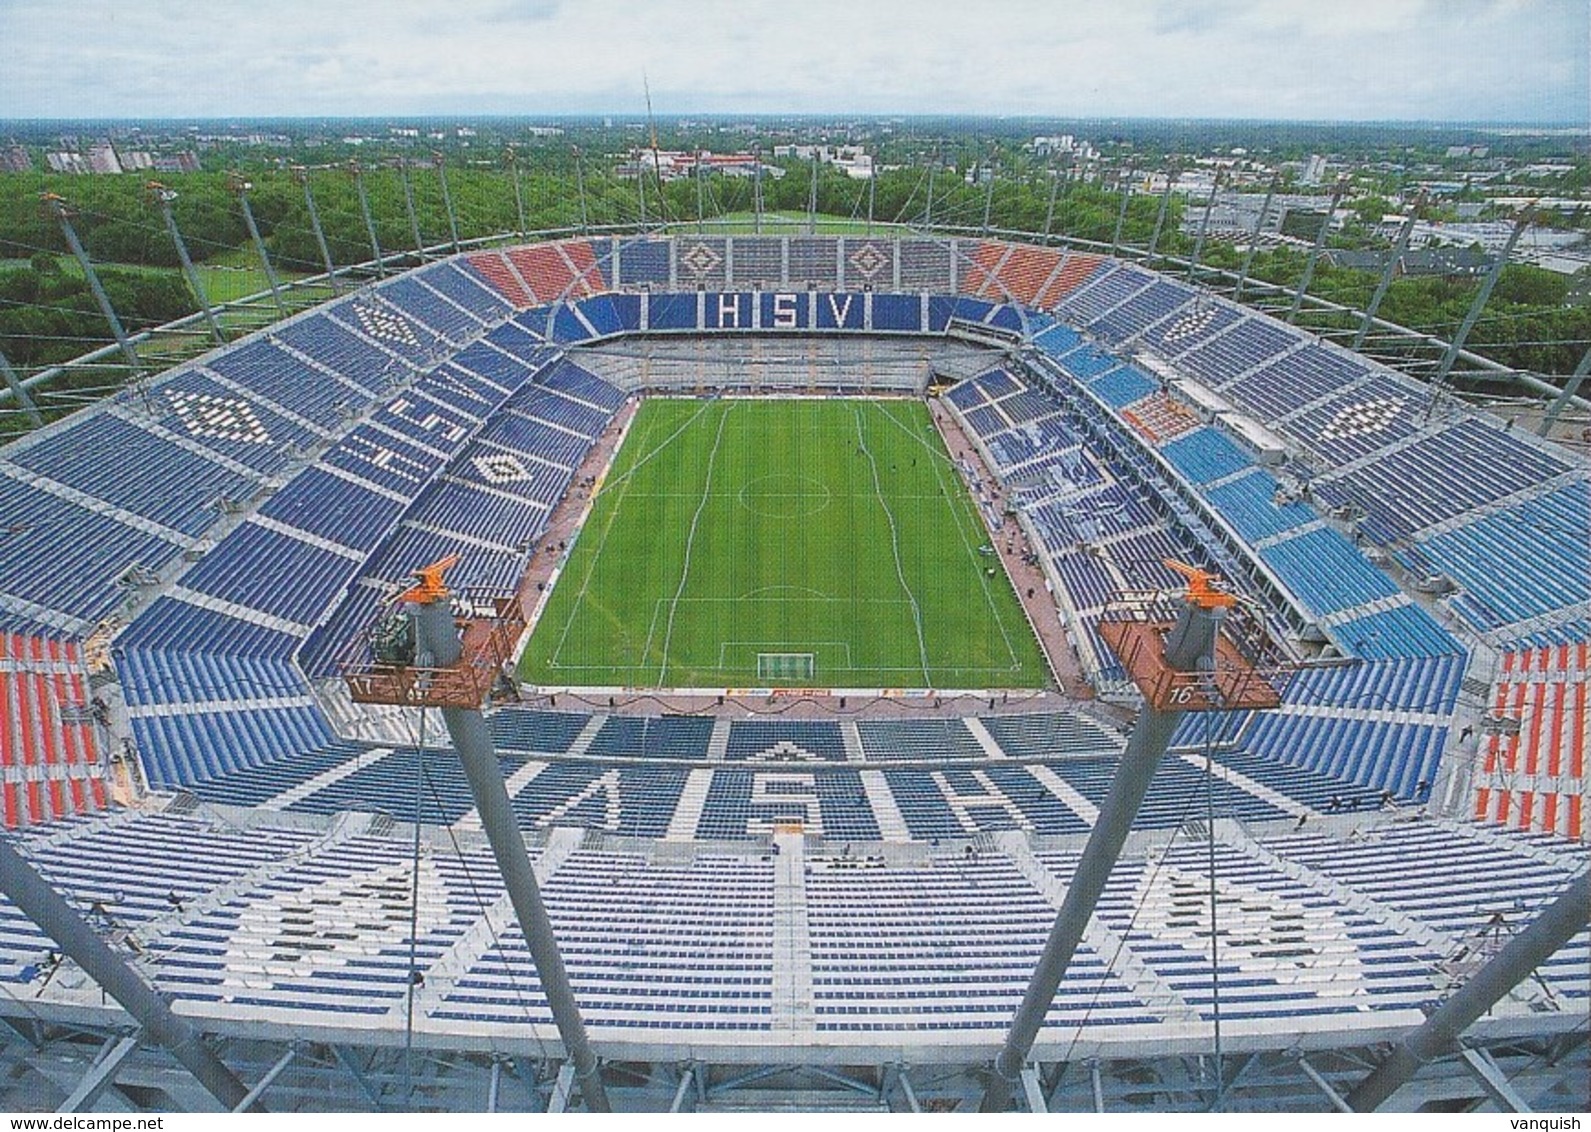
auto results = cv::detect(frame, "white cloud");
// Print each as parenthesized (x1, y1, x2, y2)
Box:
(0, 0, 1583, 121)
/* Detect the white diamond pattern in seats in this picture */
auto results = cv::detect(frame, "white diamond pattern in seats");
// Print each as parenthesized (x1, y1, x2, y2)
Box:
(472, 452, 534, 483)
(166, 391, 271, 444)
(1160, 306, 1220, 344)
(680, 241, 722, 279)
(1321, 397, 1406, 441)
(1130, 864, 1367, 997)
(207, 854, 451, 995)
(847, 242, 889, 281)
(746, 740, 824, 764)
(354, 302, 422, 348)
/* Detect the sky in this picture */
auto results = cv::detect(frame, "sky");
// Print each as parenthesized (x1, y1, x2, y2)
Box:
(0, 0, 1585, 123)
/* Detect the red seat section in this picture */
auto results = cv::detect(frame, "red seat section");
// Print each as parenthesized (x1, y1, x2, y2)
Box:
(1474, 642, 1589, 842)
(991, 244, 1063, 307)
(1, 632, 107, 828)
(466, 251, 535, 308)
(1036, 252, 1106, 307)
(962, 241, 1006, 298)
(507, 243, 581, 303)
(561, 240, 606, 297)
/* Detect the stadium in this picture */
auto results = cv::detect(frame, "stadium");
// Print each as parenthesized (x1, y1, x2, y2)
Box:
(0, 221, 1587, 1114)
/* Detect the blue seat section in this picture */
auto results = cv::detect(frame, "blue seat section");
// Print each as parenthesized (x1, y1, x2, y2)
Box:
(157, 835, 503, 1016)
(539, 357, 627, 412)
(1032, 322, 1082, 357)
(1174, 315, 1298, 389)
(1283, 654, 1465, 713)
(1414, 482, 1590, 631)
(1159, 427, 1252, 485)
(368, 387, 480, 454)
(0, 813, 320, 964)
(1321, 419, 1576, 540)
(856, 718, 986, 761)
(116, 598, 301, 693)
(1053, 754, 1293, 828)
(482, 317, 545, 357)
(972, 368, 1022, 400)
(130, 702, 332, 787)
(999, 389, 1058, 426)
(1330, 605, 1464, 662)
(257, 467, 405, 552)
(792, 237, 843, 285)
(808, 852, 1153, 1033)
(1246, 713, 1446, 798)
(513, 386, 610, 439)
(585, 715, 715, 760)
(404, 479, 547, 549)
(477, 409, 588, 468)
(985, 303, 1024, 332)
(1211, 747, 1383, 811)
(403, 359, 517, 420)
(179, 522, 355, 627)
(964, 404, 1007, 439)
(931, 295, 993, 330)
(979, 712, 1121, 759)
(1136, 300, 1242, 357)
(273, 315, 400, 395)
(204, 339, 369, 428)
(867, 292, 923, 332)
(646, 292, 698, 332)
(318, 422, 446, 496)
(1260, 823, 1589, 1004)
(414, 261, 513, 324)
(897, 240, 953, 291)
(550, 303, 597, 344)
(614, 237, 672, 286)
(142, 369, 317, 474)
(1223, 344, 1370, 422)
(696, 768, 879, 841)
(437, 850, 774, 1032)
(488, 709, 593, 754)
(1281, 371, 1426, 465)
(882, 766, 1080, 836)
(376, 277, 485, 346)
(1052, 341, 1118, 380)
(0, 477, 182, 624)
(1259, 527, 1400, 617)
(287, 746, 525, 824)
(1205, 470, 1315, 543)
(510, 760, 689, 838)
(572, 294, 624, 338)
(364, 524, 524, 592)
(947, 379, 988, 412)
(1089, 844, 1443, 1024)
(1088, 364, 1158, 409)
(1053, 263, 1152, 326)
(6, 413, 255, 538)
(1089, 279, 1195, 346)
(725, 720, 847, 763)
(444, 342, 548, 397)
(181, 740, 367, 807)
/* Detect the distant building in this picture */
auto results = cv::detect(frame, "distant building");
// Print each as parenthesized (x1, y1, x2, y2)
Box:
(86, 142, 122, 175)
(1301, 153, 1329, 186)
(45, 151, 88, 174)
(1326, 247, 1496, 280)
(0, 145, 31, 173)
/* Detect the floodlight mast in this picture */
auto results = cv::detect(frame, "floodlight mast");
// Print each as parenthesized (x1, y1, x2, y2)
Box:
(344, 556, 612, 1113)
(982, 563, 1285, 1112)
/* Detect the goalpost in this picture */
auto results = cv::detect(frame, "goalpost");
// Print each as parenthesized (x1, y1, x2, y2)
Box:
(757, 652, 815, 683)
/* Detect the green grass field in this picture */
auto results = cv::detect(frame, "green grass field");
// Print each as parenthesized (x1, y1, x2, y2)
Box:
(519, 397, 1050, 690)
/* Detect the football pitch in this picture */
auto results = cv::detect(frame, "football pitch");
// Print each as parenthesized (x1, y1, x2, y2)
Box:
(518, 397, 1051, 690)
